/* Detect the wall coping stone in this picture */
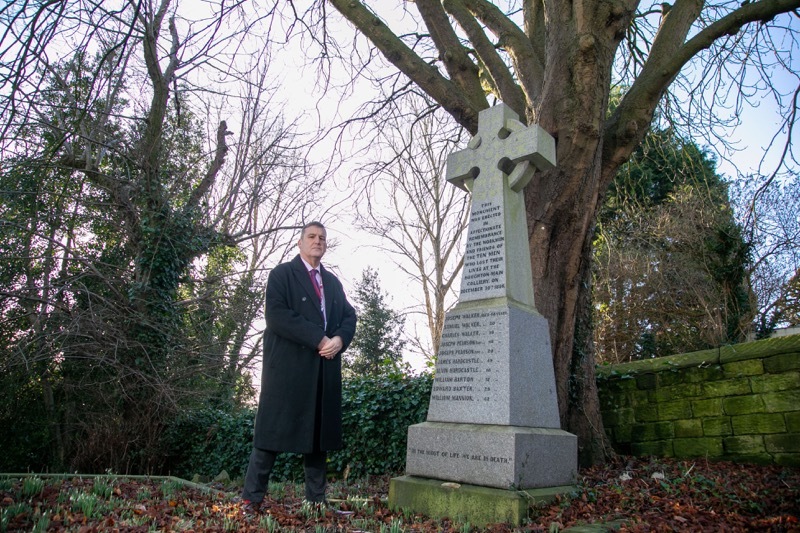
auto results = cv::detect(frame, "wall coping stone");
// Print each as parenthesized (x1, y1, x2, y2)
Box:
(596, 334, 800, 378)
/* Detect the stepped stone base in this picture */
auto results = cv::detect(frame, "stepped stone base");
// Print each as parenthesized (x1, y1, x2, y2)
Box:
(389, 475, 575, 526)
(406, 421, 577, 490)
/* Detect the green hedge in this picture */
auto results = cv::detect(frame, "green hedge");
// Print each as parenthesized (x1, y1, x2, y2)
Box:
(161, 406, 255, 480)
(162, 372, 433, 481)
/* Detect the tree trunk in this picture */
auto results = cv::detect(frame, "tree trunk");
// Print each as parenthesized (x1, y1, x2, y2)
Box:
(526, 169, 610, 466)
(521, 5, 617, 463)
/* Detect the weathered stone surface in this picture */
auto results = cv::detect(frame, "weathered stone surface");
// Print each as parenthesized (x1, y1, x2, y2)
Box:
(702, 417, 733, 437)
(392, 103, 576, 515)
(722, 359, 764, 377)
(786, 412, 800, 433)
(427, 304, 559, 427)
(723, 395, 766, 415)
(692, 398, 723, 417)
(773, 453, 800, 467)
(731, 414, 786, 434)
(701, 379, 752, 398)
(763, 352, 800, 373)
(750, 372, 800, 393)
(635, 373, 658, 390)
(612, 424, 633, 444)
(654, 383, 700, 402)
(389, 476, 572, 527)
(631, 422, 674, 442)
(673, 438, 723, 457)
(631, 440, 673, 456)
(597, 335, 800, 467)
(635, 402, 659, 422)
(601, 408, 635, 427)
(659, 399, 692, 420)
(405, 422, 577, 489)
(762, 390, 800, 413)
(764, 433, 800, 453)
(685, 365, 725, 383)
(674, 419, 703, 438)
(723, 435, 766, 454)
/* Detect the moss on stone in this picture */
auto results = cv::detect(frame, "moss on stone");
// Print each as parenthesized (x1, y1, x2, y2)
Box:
(722, 359, 764, 378)
(750, 372, 800, 394)
(762, 390, 800, 413)
(674, 419, 703, 438)
(786, 412, 800, 433)
(722, 395, 765, 415)
(659, 400, 692, 421)
(635, 373, 658, 391)
(602, 408, 635, 427)
(701, 379, 752, 398)
(597, 335, 800, 468)
(631, 440, 673, 456)
(731, 414, 786, 435)
(702, 417, 732, 437)
(691, 398, 723, 417)
(764, 433, 800, 453)
(723, 435, 766, 454)
(636, 403, 659, 422)
(673, 438, 723, 457)
(773, 453, 800, 467)
(763, 353, 800, 373)
(631, 422, 674, 442)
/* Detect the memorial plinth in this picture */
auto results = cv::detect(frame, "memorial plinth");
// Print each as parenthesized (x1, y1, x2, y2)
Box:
(390, 104, 577, 525)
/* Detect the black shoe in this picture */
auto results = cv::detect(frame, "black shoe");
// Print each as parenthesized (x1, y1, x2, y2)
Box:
(240, 499, 261, 515)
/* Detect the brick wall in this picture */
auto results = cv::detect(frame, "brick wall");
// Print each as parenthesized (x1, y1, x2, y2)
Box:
(596, 335, 800, 467)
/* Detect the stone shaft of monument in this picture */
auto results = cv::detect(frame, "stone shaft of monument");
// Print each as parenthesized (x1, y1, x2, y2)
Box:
(426, 103, 559, 428)
(401, 103, 577, 492)
(446, 103, 555, 308)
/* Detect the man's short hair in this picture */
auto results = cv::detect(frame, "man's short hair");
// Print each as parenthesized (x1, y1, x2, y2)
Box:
(301, 221, 325, 237)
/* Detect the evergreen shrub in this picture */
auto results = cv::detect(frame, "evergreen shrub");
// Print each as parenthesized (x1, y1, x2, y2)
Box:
(330, 371, 433, 478)
(162, 372, 433, 482)
(162, 407, 254, 480)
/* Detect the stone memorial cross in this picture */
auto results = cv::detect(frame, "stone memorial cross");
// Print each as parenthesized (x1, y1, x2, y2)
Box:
(445, 102, 555, 310)
(400, 103, 577, 493)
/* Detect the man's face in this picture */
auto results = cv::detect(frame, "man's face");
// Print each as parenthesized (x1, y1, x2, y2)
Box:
(298, 225, 327, 264)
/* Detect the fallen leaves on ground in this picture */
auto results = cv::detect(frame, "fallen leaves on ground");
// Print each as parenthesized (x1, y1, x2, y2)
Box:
(525, 455, 800, 532)
(1, 456, 798, 531)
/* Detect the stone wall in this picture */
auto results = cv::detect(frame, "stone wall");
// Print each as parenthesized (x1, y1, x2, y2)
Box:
(596, 335, 800, 467)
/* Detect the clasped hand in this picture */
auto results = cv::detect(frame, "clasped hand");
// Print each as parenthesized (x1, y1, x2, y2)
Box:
(317, 336, 343, 359)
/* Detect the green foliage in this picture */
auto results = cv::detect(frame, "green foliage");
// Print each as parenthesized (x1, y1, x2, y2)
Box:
(346, 268, 407, 377)
(21, 477, 45, 498)
(330, 372, 433, 477)
(0, 50, 256, 474)
(162, 408, 255, 480)
(162, 373, 433, 481)
(0, 367, 53, 472)
(594, 129, 754, 362)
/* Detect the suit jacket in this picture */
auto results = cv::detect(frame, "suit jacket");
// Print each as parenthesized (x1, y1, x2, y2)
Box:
(254, 254, 357, 453)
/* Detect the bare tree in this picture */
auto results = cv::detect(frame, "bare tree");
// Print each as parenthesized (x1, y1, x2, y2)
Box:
(275, 0, 800, 464)
(0, 1, 319, 471)
(732, 176, 800, 334)
(356, 99, 470, 363)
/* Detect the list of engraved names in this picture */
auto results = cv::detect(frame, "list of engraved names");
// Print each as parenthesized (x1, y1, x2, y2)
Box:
(433, 308, 509, 404)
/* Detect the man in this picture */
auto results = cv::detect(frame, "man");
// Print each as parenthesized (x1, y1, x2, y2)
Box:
(241, 221, 357, 510)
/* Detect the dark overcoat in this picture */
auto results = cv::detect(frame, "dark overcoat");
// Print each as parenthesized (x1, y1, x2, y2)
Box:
(254, 254, 357, 453)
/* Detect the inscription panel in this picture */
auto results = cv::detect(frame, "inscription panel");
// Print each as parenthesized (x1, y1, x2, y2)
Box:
(460, 200, 505, 301)
(405, 422, 579, 489)
(428, 307, 510, 424)
(405, 427, 516, 488)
